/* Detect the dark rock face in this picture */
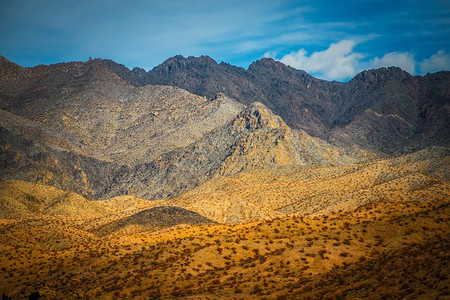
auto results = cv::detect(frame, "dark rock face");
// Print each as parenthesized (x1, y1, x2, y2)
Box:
(144, 56, 450, 154)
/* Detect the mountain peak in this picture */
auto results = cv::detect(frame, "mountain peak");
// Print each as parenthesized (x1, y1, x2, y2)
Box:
(161, 54, 217, 65)
(248, 58, 312, 81)
(233, 102, 287, 131)
(352, 66, 412, 83)
(150, 55, 219, 75)
(248, 57, 279, 70)
(194, 55, 216, 63)
(0, 55, 16, 66)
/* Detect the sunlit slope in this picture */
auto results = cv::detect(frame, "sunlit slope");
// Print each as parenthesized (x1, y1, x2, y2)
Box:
(0, 179, 171, 226)
(0, 146, 448, 298)
(171, 146, 449, 222)
(0, 194, 447, 299)
(0, 179, 103, 219)
(2, 146, 447, 225)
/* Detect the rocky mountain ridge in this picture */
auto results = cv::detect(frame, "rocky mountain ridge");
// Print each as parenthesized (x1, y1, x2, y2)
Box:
(1, 144, 448, 223)
(0, 55, 360, 200)
(3, 54, 449, 155)
(143, 55, 450, 154)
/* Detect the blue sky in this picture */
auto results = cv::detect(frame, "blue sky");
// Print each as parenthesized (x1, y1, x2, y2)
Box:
(1, 0, 449, 81)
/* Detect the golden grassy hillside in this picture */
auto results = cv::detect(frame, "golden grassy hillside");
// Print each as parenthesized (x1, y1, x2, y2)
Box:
(0, 147, 448, 299)
(0, 179, 102, 219)
(0, 195, 448, 299)
(171, 147, 449, 223)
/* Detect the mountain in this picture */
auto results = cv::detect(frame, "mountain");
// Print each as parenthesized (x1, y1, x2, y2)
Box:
(0, 55, 448, 299)
(145, 55, 450, 155)
(4, 54, 447, 156)
(0, 55, 359, 201)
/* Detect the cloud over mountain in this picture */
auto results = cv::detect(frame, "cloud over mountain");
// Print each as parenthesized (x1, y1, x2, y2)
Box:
(271, 40, 450, 80)
(420, 50, 450, 74)
(279, 40, 363, 81)
(371, 52, 416, 75)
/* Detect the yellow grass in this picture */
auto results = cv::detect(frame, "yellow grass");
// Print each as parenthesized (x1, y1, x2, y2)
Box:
(0, 148, 448, 298)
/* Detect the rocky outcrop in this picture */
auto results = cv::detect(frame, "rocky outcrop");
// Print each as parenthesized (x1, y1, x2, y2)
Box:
(0, 95, 358, 201)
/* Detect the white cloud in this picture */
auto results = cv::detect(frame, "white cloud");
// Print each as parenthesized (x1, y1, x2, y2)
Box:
(267, 40, 449, 81)
(278, 40, 364, 81)
(420, 50, 450, 73)
(371, 52, 416, 74)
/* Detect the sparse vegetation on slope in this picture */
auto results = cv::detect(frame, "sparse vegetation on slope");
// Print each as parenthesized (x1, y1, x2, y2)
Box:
(0, 194, 448, 299)
(0, 148, 448, 299)
(171, 147, 449, 222)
